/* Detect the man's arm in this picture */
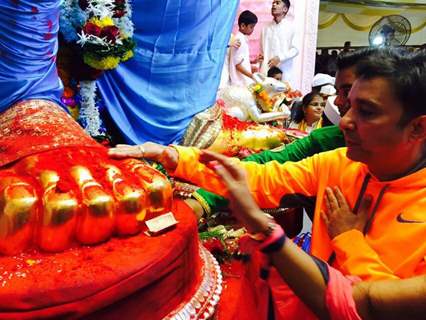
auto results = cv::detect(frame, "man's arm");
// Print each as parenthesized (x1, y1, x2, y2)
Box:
(173, 146, 319, 209)
(353, 275, 426, 320)
(229, 39, 253, 80)
(109, 130, 343, 213)
(191, 126, 345, 214)
(245, 125, 344, 164)
(259, 27, 264, 62)
(235, 62, 253, 79)
(279, 25, 298, 62)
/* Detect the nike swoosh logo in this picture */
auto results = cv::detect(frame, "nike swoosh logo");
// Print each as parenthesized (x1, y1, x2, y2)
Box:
(397, 213, 425, 224)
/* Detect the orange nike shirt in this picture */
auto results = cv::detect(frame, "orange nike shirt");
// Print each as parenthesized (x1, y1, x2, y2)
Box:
(173, 146, 426, 281)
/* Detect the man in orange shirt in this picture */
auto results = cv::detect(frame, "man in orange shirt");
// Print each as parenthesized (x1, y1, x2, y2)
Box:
(110, 48, 426, 317)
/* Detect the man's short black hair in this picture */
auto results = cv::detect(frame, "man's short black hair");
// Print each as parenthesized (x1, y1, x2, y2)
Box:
(238, 10, 258, 26)
(336, 47, 380, 71)
(267, 66, 283, 78)
(355, 48, 426, 126)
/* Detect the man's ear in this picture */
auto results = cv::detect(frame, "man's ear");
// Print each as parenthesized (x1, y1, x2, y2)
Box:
(408, 115, 426, 142)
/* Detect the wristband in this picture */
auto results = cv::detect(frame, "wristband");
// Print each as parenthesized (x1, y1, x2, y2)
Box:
(253, 222, 286, 254)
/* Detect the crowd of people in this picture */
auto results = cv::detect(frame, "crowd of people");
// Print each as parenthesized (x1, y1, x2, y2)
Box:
(316, 41, 426, 77)
(110, 47, 426, 319)
(221, 0, 298, 89)
(315, 41, 353, 76)
(1, 0, 425, 318)
(220, 0, 343, 139)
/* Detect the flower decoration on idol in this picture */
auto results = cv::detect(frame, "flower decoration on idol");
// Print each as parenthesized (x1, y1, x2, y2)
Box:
(59, 0, 135, 139)
(199, 223, 248, 265)
(76, 0, 136, 70)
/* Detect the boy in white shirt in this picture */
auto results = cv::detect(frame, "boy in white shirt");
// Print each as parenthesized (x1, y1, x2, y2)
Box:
(218, 35, 241, 90)
(229, 10, 258, 87)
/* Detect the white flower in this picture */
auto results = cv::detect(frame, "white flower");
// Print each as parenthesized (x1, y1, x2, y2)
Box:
(76, 31, 90, 46)
(79, 81, 102, 136)
(114, 0, 134, 38)
(77, 32, 112, 48)
(87, 0, 115, 18)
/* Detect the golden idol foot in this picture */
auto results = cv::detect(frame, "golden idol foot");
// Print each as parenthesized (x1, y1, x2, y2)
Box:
(0, 149, 175, 255)
(0, 175, 38, 255)
(146, 176, 173, 214)
(38, 171, 78, 252)
(122, 159, 173, 216)
(104, 164, 146, 235)
(71, 166, 115, 245)
(20, 157, 79, 252)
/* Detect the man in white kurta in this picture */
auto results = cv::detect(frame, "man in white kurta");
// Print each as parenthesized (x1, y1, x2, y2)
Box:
(260, 0, 298, 87)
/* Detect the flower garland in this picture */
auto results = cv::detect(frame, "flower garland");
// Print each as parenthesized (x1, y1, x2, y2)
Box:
(78, 81, 102, 136)
(73, 0, 135, 70)
(199, 224, 247, 264)
(59, 0, 135, 138)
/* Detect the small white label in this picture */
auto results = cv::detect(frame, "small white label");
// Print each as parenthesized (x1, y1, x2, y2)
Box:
(145, 212, 178, 233)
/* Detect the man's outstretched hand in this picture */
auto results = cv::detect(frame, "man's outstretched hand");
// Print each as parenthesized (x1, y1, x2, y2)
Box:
(108, 142, 178, 171)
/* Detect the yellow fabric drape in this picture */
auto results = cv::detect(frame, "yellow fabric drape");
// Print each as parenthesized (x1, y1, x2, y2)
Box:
(318, 13, 340, 30)
(318, 13, 425, 33)
(412, 20, 426, 33)
(341, 14, 375, 31)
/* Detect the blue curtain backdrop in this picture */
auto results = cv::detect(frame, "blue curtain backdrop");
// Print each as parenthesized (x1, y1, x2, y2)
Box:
(0, 0, 63, 113)
(97, 0, 239, 145)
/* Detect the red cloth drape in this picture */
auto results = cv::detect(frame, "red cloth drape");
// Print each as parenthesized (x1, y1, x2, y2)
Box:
(0, 100, 101, 167)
